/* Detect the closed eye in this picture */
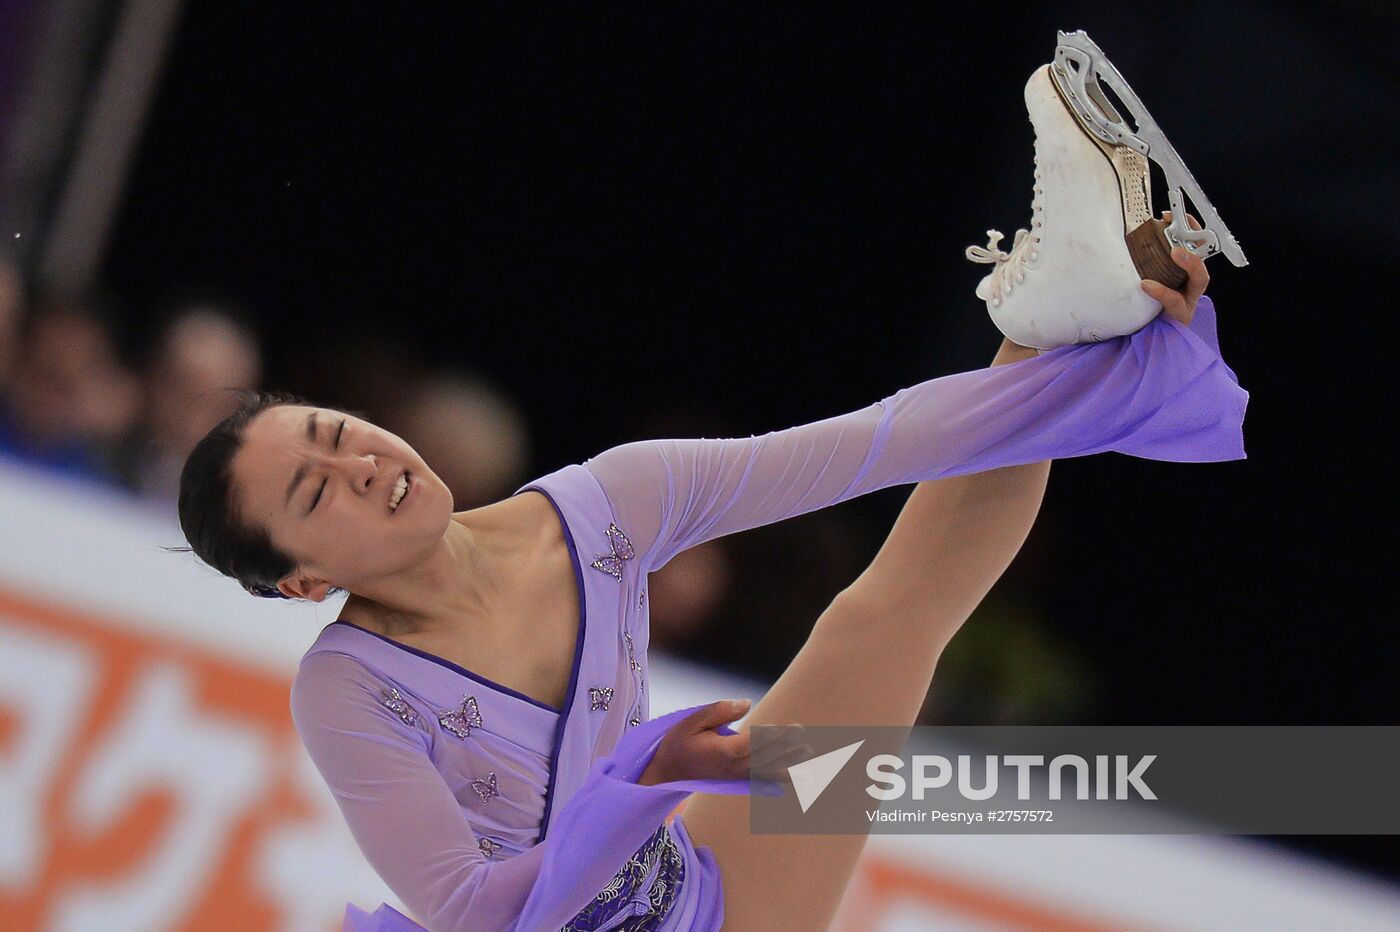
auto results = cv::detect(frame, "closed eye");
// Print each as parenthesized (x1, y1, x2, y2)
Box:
(309, 418, 346, 513)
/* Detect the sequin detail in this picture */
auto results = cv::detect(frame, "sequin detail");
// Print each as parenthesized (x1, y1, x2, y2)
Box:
(439, 695, 483, 739)
(471, 772, 499, 802)
(478, 837, 502, 859)
(589, 687, 614, 711)
(379, 688, 418, 726)
(561, 824, 686, 931)
(590, 522, 635, 581)
(623, 632, 646, 729)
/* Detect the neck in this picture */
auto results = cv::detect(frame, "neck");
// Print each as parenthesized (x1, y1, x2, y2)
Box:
(340, 506, 535, 639)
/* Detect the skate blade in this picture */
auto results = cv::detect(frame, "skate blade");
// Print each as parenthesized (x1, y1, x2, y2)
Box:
(1048, 29, 1248, 270)
(1043, 61, 1188, 291)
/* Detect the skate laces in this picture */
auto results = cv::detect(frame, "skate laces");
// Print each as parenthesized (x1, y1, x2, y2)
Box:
(964, 157, 1045, 306)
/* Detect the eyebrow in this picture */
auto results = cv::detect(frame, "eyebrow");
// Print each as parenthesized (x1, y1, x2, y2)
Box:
(283, 411, 319, 511)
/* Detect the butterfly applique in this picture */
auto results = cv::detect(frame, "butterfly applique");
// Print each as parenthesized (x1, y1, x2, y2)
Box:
(590, 522, 635, 581)
(478, 837, 502, 859)
(589, 686, 614, 711)
(439, 695, 484, 739)
(471, 772, 499, 802)
(379, 688, 418, 726)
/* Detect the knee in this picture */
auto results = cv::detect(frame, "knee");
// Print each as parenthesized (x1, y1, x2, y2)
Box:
(829, 583, 965, 655)
(835, 580, 942, 628)
(829, 581, 903, 623)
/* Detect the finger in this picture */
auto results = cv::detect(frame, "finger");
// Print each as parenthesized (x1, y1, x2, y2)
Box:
(750, 740, 810, 777)
(756, 738, 817, 766)
(1171, 246, 1210, 311)
(749, 723, 804, 756)
(720, 730, 751, 761)
(751, 732, 810, 769)
(700, 728, 751, 760)
(1140, 279, 1187, 324)
(1161, 209, 1202, 231)
(683, 698, 752, 734)
(752, 761, 801, 785)
(1158, 212, 1207, 323)
(753, 741, 819, 783)
(719, 732, 753, 778)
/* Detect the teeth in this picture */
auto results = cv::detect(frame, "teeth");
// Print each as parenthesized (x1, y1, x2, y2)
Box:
(390, 474, 408, 510)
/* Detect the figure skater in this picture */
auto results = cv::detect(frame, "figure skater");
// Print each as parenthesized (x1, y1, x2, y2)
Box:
(175, 40, 1248, 932)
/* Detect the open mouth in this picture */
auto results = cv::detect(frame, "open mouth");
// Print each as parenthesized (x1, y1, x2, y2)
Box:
(389, 470, 412, 513)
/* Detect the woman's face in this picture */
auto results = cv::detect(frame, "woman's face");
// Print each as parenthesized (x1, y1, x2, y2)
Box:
(230, 404, 455, 599)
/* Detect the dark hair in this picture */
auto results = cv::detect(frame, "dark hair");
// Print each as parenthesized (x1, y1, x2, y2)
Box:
(176, 389, 312, 599)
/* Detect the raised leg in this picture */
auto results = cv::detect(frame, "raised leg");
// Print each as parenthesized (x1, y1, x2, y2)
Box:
(681, 339, 1051, 929)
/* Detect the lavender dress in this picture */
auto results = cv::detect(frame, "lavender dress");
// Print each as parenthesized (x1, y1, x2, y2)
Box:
(293, 297, 1248, 931)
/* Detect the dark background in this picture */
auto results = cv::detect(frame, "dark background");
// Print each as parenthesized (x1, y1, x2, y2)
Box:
(96, 2, 1396, 878)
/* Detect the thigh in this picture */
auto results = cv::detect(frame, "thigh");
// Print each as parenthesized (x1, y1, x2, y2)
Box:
(681, 588, 952, 930)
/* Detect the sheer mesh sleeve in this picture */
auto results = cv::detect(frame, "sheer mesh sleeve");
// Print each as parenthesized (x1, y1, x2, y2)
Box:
(292, 654, 751, 932)
(584, 297, 1247, 572)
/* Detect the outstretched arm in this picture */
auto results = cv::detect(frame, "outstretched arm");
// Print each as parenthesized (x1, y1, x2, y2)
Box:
(584, 293, 1245, 576)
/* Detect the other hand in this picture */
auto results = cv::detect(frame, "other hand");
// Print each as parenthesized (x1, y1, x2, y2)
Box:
(1140, 210, 1210, 327)
(639, 700, 812, 786)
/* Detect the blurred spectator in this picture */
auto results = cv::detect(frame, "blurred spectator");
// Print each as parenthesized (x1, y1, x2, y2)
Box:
(0, 296, 140, 485)
(294, 338, 422, 437)
(394, 369, 531, 509)
(0, 258, 20, 390)
(115, 305, 262, 517)
(646, 539, 734, 648)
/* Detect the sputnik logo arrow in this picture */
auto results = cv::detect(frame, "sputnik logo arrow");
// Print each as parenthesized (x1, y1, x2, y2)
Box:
(788, 740, 865, 813)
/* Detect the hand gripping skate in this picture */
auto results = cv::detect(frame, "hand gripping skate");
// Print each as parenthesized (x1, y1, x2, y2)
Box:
(1050, 29, 1248, 287)
(965, 30, 1248, 349)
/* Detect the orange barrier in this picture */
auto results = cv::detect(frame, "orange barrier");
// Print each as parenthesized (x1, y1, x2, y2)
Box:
(0, 586, 349, 931)
(833, 850, 1142, 931)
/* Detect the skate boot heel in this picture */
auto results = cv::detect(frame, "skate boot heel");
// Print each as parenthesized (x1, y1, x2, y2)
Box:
(1126, 218, 1189, 291)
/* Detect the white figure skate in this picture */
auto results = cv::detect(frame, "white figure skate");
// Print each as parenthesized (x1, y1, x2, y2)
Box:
(966, 30, 1248, 350)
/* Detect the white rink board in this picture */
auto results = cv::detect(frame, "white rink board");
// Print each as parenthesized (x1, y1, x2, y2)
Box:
(2, 456, 1398, 931)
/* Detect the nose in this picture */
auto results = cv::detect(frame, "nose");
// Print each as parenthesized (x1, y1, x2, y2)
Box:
(348, 452, 378, 493)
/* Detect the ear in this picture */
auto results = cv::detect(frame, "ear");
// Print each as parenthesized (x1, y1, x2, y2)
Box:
(278, 573, 333, 602)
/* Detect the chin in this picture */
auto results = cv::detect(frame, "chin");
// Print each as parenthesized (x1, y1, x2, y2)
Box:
(419, 481, 457, 528)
